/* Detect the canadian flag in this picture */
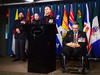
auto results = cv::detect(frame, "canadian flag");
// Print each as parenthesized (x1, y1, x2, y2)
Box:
(12, 30, 15, 54)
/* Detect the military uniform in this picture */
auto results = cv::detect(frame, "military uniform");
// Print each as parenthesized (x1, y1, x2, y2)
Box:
(40, 15, 56, 24)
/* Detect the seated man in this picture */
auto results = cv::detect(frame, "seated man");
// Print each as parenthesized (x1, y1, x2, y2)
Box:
(62, 21, 88, 59)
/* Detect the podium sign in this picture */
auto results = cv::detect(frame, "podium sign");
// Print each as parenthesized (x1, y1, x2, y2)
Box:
(22, 24, 56, 73)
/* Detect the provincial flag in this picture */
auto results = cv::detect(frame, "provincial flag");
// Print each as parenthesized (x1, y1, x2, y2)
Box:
(31, 8, 34, 23)
(91, 4, 100, 57)
(69, 4, 74, 30)
(77, 4, 83, 31)
(26, 9, 29, 21)
(50, 5, 53, 16)
(56, 6, 62, 56)
(39, 7, 41, 20)
(83, 3, 91, 55)
(62, 5, 69, 39)
(12, 9, 18, 54)
(15, 9, 18, 20)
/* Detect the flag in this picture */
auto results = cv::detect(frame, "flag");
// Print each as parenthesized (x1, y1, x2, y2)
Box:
(39, 7, 41, 20)
(69, 4, 74, 30)
(12, 30, 16, 54)
(83, 4, 91, 55)
(31, 8, 34, 23)
(26, 9, 29, 21)
(50, 6, 53, 16)
(91, 5, 100, 57)
(12, 9, 18, 54)
(77, 4, 83, 31)
(56, 6, 62, 56)
(62, 5, 69, 39)
(15, 9, 18, 20)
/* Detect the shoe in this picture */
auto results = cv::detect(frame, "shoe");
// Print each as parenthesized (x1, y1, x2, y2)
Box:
(11, 54, 16, 58)
(12, 58, 20, 62)
(22, 59, 26, 62)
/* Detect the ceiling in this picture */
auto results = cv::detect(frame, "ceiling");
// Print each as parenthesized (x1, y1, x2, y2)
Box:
(0, 0, 32, 14)
(0, 0, 94, 14)
(0, 0, 30, 3)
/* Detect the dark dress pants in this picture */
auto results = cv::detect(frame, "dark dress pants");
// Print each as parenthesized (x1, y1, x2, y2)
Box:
(15, 39, 26, 59)
(62, 46, 82, 59)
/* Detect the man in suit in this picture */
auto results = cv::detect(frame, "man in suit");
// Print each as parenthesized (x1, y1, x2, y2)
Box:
(40, 6, 56, 24)
(12, 12, 28, 62)
(62, 21, 88, 59)
(31, 13, 40, 24)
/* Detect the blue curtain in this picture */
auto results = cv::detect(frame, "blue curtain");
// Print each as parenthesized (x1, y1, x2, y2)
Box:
(80, 2, 86, 25)
(41, 5, 46, 17)
(18, 7, 23, 13)
(59, 4, 64, 22)
(87, 1, 95, 25)
(8, 0, 100, 57)
(7, 8, 17, 55)
(96, 0, 100, 25)
(34, 6, 39, 14)
(52, 4, 57, 17)
(72, 2, 78, 21)
(65, 3, 71, 23)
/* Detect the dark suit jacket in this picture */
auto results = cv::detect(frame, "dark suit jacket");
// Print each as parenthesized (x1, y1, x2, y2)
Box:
(63, 30, 88, 54)
(40, 15, 56, 24)
(13, 19, 28, 40)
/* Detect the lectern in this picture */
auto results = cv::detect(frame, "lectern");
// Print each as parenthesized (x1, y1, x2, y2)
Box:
(22, 24, 56, 73)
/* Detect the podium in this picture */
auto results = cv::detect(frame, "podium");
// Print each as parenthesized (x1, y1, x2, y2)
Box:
(22, 24, 56, 73)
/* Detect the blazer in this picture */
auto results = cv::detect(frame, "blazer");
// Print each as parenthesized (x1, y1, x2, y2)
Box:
(63, 30, 88, 54)
(13, 19, 28, 40)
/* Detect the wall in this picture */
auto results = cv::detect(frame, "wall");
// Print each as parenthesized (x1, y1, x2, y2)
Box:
(0, 13, 8, 56)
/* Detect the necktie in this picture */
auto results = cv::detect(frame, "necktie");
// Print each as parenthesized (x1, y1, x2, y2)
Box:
(74, 32, 76, 43)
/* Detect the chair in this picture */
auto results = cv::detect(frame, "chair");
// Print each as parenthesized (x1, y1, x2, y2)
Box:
(61, 48, 89, 74)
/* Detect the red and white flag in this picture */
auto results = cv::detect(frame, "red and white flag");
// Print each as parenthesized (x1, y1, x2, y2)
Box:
(83, 3, 91, 55)
(50, 5, 53, 16)
(31, 8, 34, 23)
(69, 4, 75, 30)
(12, 30, 16, 54)
(12, 9, 18, 54)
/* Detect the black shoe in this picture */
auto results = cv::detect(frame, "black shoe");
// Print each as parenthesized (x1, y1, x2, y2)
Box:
(22, 59, 26, 62)
(12, 58, 20, 62)
(11, 54, 16, 58)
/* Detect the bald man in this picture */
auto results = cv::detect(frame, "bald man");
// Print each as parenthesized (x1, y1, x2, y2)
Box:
(31, 13, 40, 24)
(40, 6, 56, 24)
(12, 12, 28, 62)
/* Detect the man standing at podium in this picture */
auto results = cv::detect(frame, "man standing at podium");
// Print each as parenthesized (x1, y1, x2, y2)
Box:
(40, 6, 56, 24)
(31, 13, 40, 24)
(12, 12, 28, 62)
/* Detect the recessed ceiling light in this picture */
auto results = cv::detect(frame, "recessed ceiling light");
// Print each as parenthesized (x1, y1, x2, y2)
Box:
(25, 0, 33, 2)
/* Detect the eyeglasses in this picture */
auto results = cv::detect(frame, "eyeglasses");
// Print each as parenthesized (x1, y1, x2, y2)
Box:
(73, 28, 78, 29)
